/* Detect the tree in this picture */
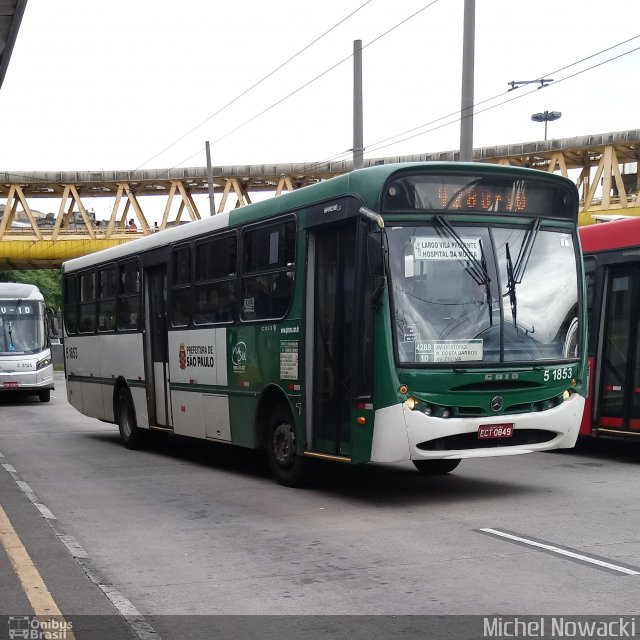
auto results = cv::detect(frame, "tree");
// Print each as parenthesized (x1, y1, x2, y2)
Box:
(0, 269, 62, 311)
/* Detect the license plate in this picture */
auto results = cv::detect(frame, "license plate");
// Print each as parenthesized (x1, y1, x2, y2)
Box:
(3, 382, 18, 388)
(478, 423, 514, 439)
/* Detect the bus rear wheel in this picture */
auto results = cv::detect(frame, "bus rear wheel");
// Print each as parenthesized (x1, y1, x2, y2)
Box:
(38, 389, 50, 403)
(116, 387, 147, 450)
(267, 403, 306, 487)
(412, 459, 460, 475)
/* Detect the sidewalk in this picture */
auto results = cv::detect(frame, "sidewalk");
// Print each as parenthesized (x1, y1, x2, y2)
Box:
(0, 446, 141, 639)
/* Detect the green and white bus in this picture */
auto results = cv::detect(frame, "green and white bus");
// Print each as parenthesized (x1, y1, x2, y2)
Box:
(0, 282, 57, 402)
(61, 162, 587, 485)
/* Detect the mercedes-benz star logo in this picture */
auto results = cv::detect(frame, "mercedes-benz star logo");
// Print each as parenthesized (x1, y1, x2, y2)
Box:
(491, 396, 503, 412)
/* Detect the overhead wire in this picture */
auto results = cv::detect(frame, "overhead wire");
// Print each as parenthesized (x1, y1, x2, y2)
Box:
(162, 0, 442, 173)
(167, 24, 638, 176)
(362, 41, 640, 157)
(1, 25, 638, 195)
(133, 0, 378, 171)
(359, 34, 640, 156)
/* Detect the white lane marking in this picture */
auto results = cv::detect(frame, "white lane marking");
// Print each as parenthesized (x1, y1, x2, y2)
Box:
(2, 463, 16, 473)
(34, 502, 56, 520)
(99, 586, 161, 640)
(16, 480, 33, 494)
(481, 528, 640, 576)
(56, 533, 88, 559)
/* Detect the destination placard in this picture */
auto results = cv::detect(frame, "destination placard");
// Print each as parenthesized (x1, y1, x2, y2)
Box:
(415, 339, 483, 363)
(414, 237, 481, 261)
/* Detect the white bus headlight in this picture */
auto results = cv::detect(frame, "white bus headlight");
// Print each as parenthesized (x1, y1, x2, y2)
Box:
(36, 356, 52, 370)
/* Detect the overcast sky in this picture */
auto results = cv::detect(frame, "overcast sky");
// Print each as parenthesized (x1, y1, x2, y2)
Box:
(0, 0, 638, 215)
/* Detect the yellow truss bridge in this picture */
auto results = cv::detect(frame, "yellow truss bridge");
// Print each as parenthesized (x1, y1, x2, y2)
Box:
(1, 129, 639, 268)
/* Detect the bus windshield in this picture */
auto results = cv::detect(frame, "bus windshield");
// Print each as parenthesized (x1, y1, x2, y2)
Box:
(387, 223, 580, 365)
(0, 300, 47, 355)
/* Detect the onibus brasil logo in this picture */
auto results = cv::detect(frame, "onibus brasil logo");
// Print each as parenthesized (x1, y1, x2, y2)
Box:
(8, 616, 73, 639)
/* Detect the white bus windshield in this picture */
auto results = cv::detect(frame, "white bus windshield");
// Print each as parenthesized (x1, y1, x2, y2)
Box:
(0, 300, 47, 355)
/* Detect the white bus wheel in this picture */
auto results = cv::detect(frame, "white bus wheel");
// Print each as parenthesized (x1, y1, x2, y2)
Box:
(116, 387, 146, 450)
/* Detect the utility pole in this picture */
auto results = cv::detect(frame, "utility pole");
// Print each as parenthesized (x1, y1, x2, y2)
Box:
(205, 141, 215, 215)
(459, 0, 475, 162)
(353, 39, 364, 170)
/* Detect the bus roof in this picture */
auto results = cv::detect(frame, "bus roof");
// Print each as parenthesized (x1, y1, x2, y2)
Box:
(0, 282, 44, 301)
(63, 161, 577, 272)
(579, 217, 640, 253)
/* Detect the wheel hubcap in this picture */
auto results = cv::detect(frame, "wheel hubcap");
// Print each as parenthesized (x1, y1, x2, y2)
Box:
(273, 421, 295, 468)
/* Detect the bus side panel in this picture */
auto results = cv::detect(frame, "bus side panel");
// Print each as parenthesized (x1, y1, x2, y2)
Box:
(100, 333, 146, 425)
(171, 390, 206, 439)
(64, 335, 103, 419)
(67, 379, 84, 415)
(228, 396, 259, 448)
(167, 328, 227, 437)
(203, 394, 231, 441)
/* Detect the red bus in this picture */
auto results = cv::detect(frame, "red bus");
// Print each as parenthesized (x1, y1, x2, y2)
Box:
(579, 217, 640, 439)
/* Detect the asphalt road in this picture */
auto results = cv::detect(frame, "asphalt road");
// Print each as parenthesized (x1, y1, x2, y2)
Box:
(1, 372, 639, 639)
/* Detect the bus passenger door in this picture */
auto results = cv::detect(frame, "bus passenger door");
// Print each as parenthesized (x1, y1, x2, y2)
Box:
(307, 219, 360, 457)
(145, 266, 171, 428)
(596, 265, 640, 434)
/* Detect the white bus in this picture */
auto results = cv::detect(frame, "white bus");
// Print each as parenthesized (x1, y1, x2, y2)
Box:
(0, 282, 57, 402)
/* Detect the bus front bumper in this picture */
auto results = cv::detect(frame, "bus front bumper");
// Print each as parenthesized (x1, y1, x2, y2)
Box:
(370, 393, 585, 463)
(0, 366, 55, 392)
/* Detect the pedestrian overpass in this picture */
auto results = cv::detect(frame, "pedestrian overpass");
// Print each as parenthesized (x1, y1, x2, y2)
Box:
(1, 129, 639, 268)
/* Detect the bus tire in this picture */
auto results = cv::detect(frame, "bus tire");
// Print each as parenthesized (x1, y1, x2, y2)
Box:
(38, 389, 50, 403)
(116, 387, 146, 450)
(412, 459, 460, 475)
(266, 402, 306, 487)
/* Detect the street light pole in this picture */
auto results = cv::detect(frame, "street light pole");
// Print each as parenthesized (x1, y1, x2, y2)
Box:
(531, 110, 562, 141)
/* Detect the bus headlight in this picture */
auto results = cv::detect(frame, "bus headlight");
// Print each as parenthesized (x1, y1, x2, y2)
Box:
(404, 397, 418, 411)
(36, 356, 52, 370)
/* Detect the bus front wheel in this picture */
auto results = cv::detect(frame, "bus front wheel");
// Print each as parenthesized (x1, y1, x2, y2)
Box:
(412, 459, 460, 475)
(38, 389, 50, 403)
(116, 387, 146, 450)
(266, 403, 306, 487)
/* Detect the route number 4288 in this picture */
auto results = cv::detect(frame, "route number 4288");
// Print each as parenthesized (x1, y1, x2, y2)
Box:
(543, 367, 573, 382)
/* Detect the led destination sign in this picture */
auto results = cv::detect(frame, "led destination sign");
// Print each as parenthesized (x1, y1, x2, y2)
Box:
(383, 173, 576, 219)
(0, 303, 36, 315)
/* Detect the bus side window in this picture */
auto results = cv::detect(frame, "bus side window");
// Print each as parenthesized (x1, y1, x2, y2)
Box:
(98, 265, 117, 332)
(63, 274, 78, 334)
(241, 220, 295, 321)
(194, 234, 237, 324)
(171, 245, 192, 327)
(118, 260, 140, 331)
(78, 271, 96, 333)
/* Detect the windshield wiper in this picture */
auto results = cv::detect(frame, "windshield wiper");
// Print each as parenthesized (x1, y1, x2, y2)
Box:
(504, 219, 541, 328)
(505, 243, 517, 327)
(434, 215, 494, 326)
